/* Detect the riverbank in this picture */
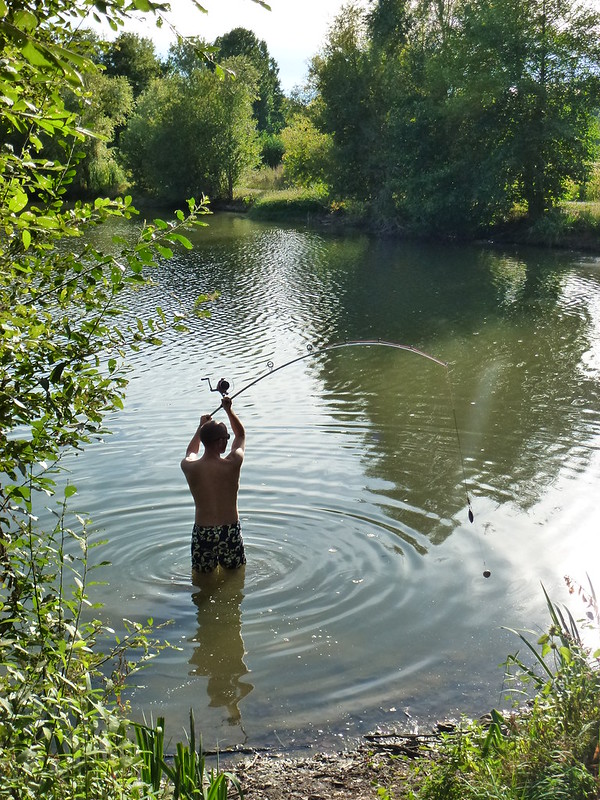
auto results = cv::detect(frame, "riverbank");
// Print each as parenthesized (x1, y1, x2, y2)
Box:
(226, 189, 600, 252)
(227, 719, 488, 800)
(231, 738, 413, 800)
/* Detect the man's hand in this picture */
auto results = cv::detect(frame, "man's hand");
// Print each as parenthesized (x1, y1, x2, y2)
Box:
(221, 396, 232, 412)
(200, 414, 211, 426)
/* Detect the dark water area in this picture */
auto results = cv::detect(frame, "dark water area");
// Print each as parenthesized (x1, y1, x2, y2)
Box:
(59, 213, 600, 752)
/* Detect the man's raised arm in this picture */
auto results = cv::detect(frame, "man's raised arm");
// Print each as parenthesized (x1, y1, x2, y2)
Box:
(222, 397, 245, 456)
(184, 414, 211, 460)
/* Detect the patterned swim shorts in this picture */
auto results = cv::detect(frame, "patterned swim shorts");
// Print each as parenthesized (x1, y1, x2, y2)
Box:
(191, 521, 246, 573)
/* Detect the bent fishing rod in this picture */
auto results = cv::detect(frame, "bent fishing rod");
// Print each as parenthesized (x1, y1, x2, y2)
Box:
(201, 338, 489, 577)
(203, 339, 448, 416)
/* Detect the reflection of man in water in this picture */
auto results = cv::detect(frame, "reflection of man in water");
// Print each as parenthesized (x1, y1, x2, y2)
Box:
(181, 396, 246, 579)
(189, 568, 253, 727)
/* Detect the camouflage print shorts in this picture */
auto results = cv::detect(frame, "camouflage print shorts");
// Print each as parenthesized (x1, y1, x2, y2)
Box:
(191, 521, 246, 573)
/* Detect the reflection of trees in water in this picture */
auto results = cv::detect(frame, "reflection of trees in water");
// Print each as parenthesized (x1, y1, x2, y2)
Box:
(315, 245, 600, 544)
(189, 567, 253, 730)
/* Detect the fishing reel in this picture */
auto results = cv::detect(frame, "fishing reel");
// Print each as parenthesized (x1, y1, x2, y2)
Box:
(202, 376, 232, 396)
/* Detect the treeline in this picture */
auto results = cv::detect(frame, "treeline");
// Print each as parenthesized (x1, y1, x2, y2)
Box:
(299, 0, 600, 235)
(61, 27, 285, 204)
(61, 0, 600, 235)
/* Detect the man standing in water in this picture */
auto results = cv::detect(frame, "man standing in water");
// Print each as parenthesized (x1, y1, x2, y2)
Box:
(181, 396, 246, 576)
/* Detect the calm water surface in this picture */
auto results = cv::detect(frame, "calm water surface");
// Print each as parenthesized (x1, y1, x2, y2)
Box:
(63, 214, 600, 752)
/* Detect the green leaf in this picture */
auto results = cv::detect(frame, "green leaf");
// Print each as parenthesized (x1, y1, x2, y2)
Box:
(167, 233, 193, 249)
(558, 646, 572, 663)
(13, 9, 38, 31)
(21, 40, 54, 68)
(9, 189, 28, 213)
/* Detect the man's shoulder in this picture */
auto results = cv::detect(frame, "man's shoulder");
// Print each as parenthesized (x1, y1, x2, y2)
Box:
(225, 448, 244, 466)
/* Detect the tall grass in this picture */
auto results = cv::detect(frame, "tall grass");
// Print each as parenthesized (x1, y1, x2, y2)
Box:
(400, 578, 600, 800)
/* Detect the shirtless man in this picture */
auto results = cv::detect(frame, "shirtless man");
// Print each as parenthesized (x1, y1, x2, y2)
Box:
(181, 396, 246, 575)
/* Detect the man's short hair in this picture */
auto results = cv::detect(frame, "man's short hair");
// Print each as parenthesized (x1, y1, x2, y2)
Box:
(200, 419, 228, 445)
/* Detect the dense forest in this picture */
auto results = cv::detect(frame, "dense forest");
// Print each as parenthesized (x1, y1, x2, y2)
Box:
(54, 0, 600, 237)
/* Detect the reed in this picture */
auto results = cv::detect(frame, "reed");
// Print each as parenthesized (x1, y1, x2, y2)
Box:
(135, 711, 244, 800)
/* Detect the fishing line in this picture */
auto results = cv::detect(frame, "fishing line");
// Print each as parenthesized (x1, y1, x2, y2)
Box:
(445, 370, 490, 578)
(203, 338, 490, 577)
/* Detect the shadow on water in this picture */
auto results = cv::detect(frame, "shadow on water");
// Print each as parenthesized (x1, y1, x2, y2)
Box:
(310, 240, 600, 539)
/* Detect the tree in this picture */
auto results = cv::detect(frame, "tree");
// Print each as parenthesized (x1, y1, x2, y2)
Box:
(121, 56, 260, 202)
(0, 0, 210, 794)
(312, 0, 600, 233)
(214, 27, 285, 133)
(101, 31, 163, 96)
(310, 4, 394, 216)
(281, 114, 332, 189)
(455, 0, 600, 219)
(63, 68, 134, 196)
(165, 35, 212, 78)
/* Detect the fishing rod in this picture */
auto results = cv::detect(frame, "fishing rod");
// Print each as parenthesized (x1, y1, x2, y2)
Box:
(204, 339, 448, 416)
(202, 338, 490, 577)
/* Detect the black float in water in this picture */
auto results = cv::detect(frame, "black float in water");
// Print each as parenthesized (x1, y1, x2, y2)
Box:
(483, 569, 491, 578)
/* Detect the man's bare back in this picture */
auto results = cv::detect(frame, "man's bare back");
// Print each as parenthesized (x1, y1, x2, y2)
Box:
(181, 397, 246, 574)
(181, 448, 242, 525)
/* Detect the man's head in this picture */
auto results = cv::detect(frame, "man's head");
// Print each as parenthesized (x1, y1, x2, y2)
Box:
(200, 419, 230, 447)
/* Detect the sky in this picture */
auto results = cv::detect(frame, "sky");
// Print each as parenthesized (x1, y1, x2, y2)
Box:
(101, 0, 350, 93)
(93, 0, 600, 95)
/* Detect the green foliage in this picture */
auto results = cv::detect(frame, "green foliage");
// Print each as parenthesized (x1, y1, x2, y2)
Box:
(402, 579, 600, 800)
(121, 56, 260, 203)
(310, 4, 379, 202)
(66, 68, 134, 196)
(246, 186, 329, 220)
(308, 0, 600, 235)
(259, 131, 285, 167)
(0, 495, 166, 798)
(157, 711, 244, 800)
(134, 712, 244, 800)
(280, 114, 332, 190)
(239, 163, 285, 191)
(166, 35, 215, 78)
(0, 1, 219, 797)
(580, 162, 600, 202)
(101, 31, 163, 97)
(214, 27, 285, 133)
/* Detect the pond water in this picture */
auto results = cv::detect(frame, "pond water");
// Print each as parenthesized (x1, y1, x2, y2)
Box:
(63, 213, 600, 752)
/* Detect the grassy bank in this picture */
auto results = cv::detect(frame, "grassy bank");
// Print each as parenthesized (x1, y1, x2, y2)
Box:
(232, 579, 600, 800)
(233, 186, 331, 223)
(233, 176, 600, 250)
(489, 202, 600, 251)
